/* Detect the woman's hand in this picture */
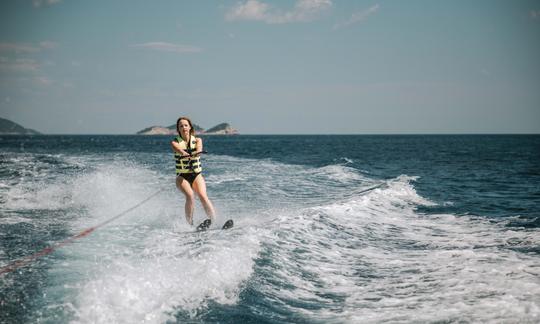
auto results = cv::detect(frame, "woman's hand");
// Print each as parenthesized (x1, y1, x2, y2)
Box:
(171, 141, 191, 157)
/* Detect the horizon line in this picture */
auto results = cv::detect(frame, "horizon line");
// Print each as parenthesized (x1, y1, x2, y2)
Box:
(2, 133, 539, 136)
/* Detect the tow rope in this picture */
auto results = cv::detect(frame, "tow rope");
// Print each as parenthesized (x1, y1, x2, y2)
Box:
(0, 188, 164, 275)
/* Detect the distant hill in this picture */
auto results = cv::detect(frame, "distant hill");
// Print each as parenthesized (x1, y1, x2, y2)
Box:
(165, 123, 204, 133)
(137, 122, 238, 135)
(204, 123, 239, 135)
(135, 126, 174, 135)
(0, 117, 41, 135)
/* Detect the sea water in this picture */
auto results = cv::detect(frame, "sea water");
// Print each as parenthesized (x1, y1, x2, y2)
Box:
(0, 135, 539, 323)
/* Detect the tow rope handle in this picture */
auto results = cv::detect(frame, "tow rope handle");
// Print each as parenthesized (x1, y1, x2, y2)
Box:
(181, 150, 208, 157)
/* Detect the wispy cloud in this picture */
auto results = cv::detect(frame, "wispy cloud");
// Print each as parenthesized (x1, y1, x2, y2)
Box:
(131, 42, 202, 53)
(333, 4, 379, 30)
(531, 10, 540, 19)
(0, 58, 40, 71)
(226, 0, 332, 24)
(226, 0, 269, 22)
(0, 42, 56, 78)
(0, 43, 40, 53)
(39, 41, 58, 49)
(34, 76, 53, 86)
(0, 41, 57, 53)
(33, 0, 62, 8)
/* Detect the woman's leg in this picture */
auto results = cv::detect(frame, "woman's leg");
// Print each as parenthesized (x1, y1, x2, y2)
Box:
(176, 176, 195, 225)
(192, 175, 215, 221)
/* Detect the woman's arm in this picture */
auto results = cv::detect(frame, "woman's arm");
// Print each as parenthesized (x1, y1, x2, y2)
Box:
(171, 141, 190, 156)
(194, 138, 203, 155)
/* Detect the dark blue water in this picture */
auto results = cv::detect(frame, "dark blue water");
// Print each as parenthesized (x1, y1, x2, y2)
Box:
(1, 135, 539, 323)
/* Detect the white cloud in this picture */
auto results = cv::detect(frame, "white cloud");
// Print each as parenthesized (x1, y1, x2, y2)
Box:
(0, 58, 40, 71)
(34, 76, 53, 85)
(226, 0, 332, 24)
(531, 10, 540, 19)
(226, 0, 269, 21)
(333, 4, 379, 30)
(33, 0, 62, 8)
(39, 41, 58, 49)
(131, 42, 202, 54)
(0, 41, 57, 53)
(0, 43, 40, 53)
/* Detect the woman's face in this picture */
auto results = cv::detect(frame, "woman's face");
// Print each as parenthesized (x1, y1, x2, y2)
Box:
(179, 119, 191, 135)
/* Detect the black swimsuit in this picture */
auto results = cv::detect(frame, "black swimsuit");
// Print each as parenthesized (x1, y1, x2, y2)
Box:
(179, 172, 201, 186)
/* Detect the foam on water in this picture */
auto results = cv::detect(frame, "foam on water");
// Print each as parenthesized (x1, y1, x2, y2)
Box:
(1, 154, 106, 219)
(205, 155, 378, 211)
(67, 227, 262, 323)
(20, 156, 266, 323)
(249, 175, 540, 323)
(2, 151, 539, 323)
(29, 154, 376, 322)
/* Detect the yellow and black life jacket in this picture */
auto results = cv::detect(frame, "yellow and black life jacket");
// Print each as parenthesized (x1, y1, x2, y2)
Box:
(174, 135, 202, 174)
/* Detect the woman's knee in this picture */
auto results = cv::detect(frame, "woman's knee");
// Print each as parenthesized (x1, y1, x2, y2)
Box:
(184, 192, 195, 202)
(195, 190, 209, 202)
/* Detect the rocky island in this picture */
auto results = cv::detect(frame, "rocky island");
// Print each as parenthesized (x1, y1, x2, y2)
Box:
(137, 122, 238, 135)
(0, 117, 41, 135)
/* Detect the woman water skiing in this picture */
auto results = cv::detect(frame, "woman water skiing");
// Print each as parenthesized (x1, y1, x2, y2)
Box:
(171, 116, 216, 230)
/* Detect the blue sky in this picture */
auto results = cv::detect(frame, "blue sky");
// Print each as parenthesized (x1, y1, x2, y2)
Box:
(0, 0, 539, 134)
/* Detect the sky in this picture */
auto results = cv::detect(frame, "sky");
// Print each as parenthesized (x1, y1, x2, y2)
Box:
(0, 0, 539, 134)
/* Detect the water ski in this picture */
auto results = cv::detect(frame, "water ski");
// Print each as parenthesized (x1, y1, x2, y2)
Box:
(195, 219, 234, 231)
(196, 219, 212, 231)
(222, 219, 234, 229)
